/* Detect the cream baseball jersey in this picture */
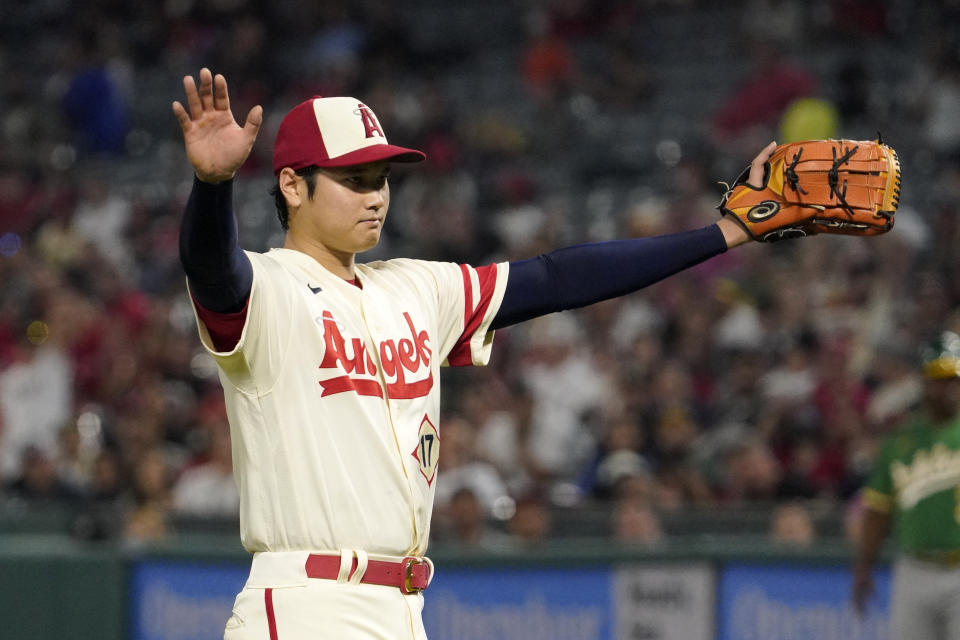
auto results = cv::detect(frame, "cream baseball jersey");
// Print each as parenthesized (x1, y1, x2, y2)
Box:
(190, 248, 508, 556)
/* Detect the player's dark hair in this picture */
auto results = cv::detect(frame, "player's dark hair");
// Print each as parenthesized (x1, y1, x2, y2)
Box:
(270, 166, 320, 231)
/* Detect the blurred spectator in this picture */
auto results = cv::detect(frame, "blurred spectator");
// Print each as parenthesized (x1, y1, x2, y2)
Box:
(361, 2, 420, 74)
(833, 58, 871, 129)
(55, 420, 100, 495)
(769, 501, 816, 547)
(919, 50, 960, 160)
(710, 38, 816, 155)
(507, 494, 553, 546)
(172, 418, 238, 518)
(88, 448, 126, 504)
(60, 28, 130, 154)
(654, 455, 713, 509)
(69, 448, 127, 541)
(433, 414, 510, 516)
(516, 313, 611, 483)
(71, 173, 133, 275)
(4, 445, 83, 504)
(775, 435, 829, 500)
(489, 172, 560, 261)
(434, 486, 511, 549)
(720, 438, 784, 503)
(210, 12, 271, 109)
(759, 339, 819, 409)
(306, 3, 366, 82)
(827, 0, 889, 37)
(645, 360, 705, 469)
(467, 374, 537, 497)
(707, 349, 768, 428)
(743, 0, 804, 43)
(0, 165, 46, 237)
(659, 154, 729, 234)
(521, 9, 580, 106)
(124, 502, 171, 546)
(123, 447, 174, 545)
(590, 414, 649, 499)
(612, 496, 664, 544)
(0, 336, 73, 481)
(388, 130, 480, 261)
(546, 0, 603, 38)
(587, 32, 655, 111)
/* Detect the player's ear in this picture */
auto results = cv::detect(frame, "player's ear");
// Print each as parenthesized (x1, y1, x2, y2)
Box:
(278, 168, 302, 209)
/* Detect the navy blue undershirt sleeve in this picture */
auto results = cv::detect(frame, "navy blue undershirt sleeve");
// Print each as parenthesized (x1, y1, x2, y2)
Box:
(178, 177, 253, 314)
(491, 225, 728, 330)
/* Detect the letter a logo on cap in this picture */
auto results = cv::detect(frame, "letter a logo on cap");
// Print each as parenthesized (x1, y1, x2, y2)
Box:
(273, 96, 425, 174)
(357, 103, 385, 139)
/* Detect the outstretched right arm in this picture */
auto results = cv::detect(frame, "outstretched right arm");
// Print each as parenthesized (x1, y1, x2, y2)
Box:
(490, 142, 774, 330)
(173, 68, 262, 315)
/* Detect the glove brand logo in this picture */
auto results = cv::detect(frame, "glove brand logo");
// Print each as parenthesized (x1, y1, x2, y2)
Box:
(747, 201, 780, 222)
(317, 310, 433, 399)
(357, 103, 385, 139)
(762, 227, 808, 242)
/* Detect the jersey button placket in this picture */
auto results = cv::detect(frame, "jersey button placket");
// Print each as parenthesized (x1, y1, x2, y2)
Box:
(359, 294, 423, 546)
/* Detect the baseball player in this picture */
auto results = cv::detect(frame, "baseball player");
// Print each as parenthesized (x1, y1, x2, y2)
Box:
(170, 67, 781, 639)
(853, 331, 960, 639)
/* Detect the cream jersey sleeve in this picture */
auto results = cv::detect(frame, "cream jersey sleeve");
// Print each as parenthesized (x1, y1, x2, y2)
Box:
(188, 250, 298, 394)
(356, 259, 510, 367)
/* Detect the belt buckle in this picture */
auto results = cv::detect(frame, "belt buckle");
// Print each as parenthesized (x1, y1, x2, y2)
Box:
(400, 556, 424, 594)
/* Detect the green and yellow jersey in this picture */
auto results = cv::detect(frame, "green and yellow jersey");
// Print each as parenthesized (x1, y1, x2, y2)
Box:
(865, 415, 960, 553)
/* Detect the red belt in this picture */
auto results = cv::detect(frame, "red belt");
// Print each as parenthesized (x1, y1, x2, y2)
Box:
(304, 554, 430, 594)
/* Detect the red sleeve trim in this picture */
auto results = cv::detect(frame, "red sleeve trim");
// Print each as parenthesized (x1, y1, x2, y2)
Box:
(447, 264, 499, 367)
(192, 293, 249, 353)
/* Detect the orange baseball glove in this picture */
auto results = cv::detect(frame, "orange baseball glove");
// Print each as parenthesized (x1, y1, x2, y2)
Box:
(719, 139, 901, 242)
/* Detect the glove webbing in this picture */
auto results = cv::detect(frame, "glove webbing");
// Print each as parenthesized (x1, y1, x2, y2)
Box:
(827, 144, 859, 217)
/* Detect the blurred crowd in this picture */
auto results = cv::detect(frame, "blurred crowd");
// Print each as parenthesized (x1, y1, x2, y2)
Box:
(2, 0, 960, 551)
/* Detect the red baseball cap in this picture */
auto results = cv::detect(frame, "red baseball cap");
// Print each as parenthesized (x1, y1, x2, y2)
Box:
(272, 96, 425, 175)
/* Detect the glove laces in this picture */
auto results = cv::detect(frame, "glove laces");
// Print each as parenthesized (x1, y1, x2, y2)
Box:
(785, 147, 808, 195)
(828, 143, 858, 216)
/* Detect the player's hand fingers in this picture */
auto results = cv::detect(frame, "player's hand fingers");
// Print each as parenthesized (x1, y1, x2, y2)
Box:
(172, 101, 191, 134)
(183, 74, 202, 120)
(243, 105, 263, 138)
(214, 73, 230, 112)
(199, 67, 215, 111)
(747, 140, 777, 188)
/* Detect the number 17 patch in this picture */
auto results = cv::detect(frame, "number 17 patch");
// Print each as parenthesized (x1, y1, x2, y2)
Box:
(412, 415, 440, 486)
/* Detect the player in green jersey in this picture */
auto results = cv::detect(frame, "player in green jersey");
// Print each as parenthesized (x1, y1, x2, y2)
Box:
(853, 330, 960, 639)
